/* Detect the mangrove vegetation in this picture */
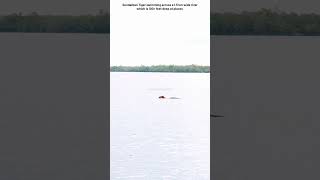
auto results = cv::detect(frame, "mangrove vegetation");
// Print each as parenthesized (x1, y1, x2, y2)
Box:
(0, 11, 108, 33)
(211, 9, 320, 35)
(2, 9, 320, 35)
(111, 65, 210, 73)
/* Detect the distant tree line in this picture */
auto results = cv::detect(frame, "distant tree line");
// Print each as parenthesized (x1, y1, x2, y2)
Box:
(0, 11, 109, 33)
(211, 8, 320, 35)
(111, 65, 210, 73)
(2, 9, 320, 35)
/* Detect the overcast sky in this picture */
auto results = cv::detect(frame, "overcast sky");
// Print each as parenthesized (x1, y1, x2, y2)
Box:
(110, 0, 210, 66)
(213, 0, 320, 13)
(0, 0, 107, 15)
(0, 0, 320, 14)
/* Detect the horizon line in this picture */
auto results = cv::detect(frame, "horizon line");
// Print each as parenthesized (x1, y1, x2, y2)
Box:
(110, 64, 210, 67)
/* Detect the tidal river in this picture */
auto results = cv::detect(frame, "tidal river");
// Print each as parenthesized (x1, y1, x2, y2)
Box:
(111, 72, 210, 179)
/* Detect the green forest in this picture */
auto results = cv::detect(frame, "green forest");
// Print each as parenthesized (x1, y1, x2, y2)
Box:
(111, 65, 210, 73)
(1, 9, 320, 35)
(211, 9, 320, 35)
(0, 11, 108, 33)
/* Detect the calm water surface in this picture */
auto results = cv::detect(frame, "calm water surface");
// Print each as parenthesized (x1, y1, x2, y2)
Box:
(212, 36, 320, 180)
(111, 72, 210, 179)
(4, 33, 319, 180)
(0, 33, 108, 179)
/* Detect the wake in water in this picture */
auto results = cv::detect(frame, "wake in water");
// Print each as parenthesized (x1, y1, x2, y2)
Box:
(158, 96, 180, 99)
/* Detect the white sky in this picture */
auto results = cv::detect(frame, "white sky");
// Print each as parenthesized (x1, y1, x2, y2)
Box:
(111, 0, 210, 66)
